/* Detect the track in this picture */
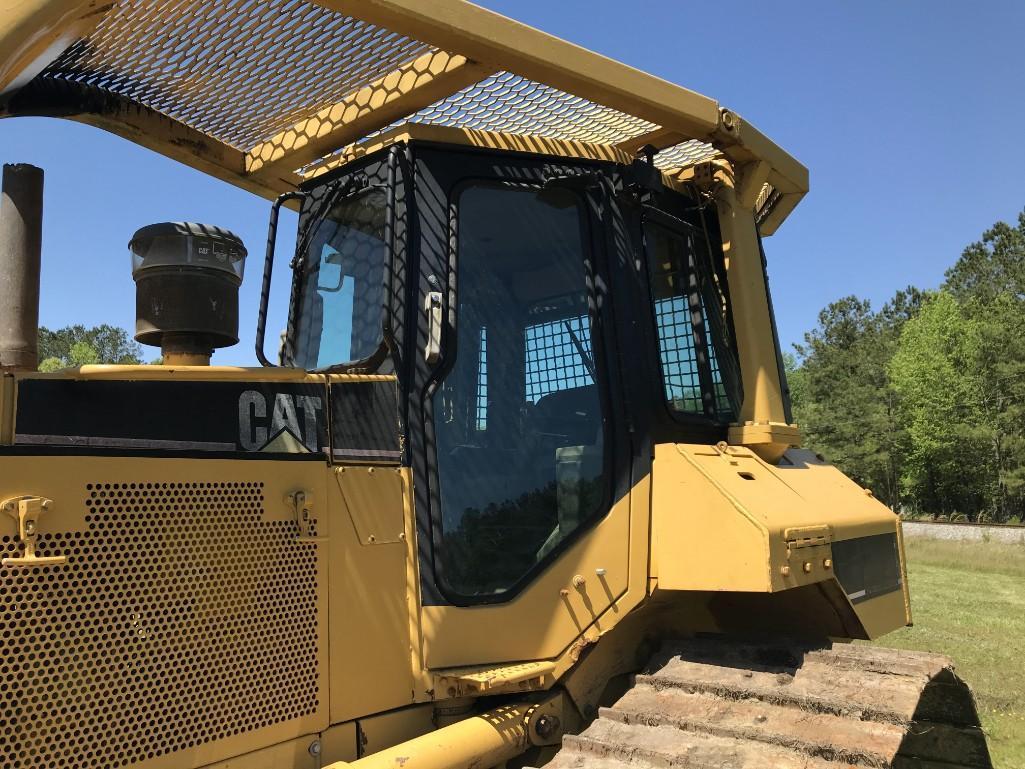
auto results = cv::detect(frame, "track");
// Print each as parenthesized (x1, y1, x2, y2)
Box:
(542, 639, 991, 769)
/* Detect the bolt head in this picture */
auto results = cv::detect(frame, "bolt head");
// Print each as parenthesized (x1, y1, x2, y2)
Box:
(823, 558, 832, 570)
(802, 561, 813, 574)
(780, 565, 791, 577)
(534, 714, 560, 739)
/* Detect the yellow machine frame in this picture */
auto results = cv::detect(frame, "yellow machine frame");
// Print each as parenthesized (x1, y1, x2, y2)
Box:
(0, 4, 920, 769)
(0, 0, 806, 233)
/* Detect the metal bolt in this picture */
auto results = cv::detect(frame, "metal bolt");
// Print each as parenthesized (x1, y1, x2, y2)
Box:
(534, 714, 560, 739)
(572, 574, 586, 589)
(24, 521, 35, 535)
(367, 467, 375, 475)
(559, 588, 570, 598)
(308, 740, 322, 757)
(367, 535, 376, 544)
(802, 561, 813, 574)
(595, 568, 607, 577)
(41, 500, 51, 511)
(823, 558, 832, 570)
(780, 565, 791, 577)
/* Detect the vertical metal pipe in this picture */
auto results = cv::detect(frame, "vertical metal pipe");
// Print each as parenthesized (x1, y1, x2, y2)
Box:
(0, 163, 43, 371)
(713, 169, 786, 426)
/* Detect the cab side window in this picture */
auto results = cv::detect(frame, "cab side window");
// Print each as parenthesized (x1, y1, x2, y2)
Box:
(645, 218, 739, 421)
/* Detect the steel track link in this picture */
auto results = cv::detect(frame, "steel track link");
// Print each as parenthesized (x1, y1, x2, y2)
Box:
(539, 638, 991, 769)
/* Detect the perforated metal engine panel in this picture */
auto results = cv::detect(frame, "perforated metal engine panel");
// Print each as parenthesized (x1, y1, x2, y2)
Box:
(0, 481, 320, 769)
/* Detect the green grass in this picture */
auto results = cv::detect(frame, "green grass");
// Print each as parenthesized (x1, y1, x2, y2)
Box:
(871, 537, 1025, 768)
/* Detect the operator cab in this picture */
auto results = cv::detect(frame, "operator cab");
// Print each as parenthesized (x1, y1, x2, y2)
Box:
(262, 131, 746, 602)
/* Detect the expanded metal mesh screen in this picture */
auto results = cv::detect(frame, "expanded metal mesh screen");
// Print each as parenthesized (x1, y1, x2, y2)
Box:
(653, 139, 719, 170)
(40, 0, 433, 149)
(703, 299, 734, 416)
(1, 481, 320, 769)
(32, 0, 726, 176)
(304, 69, 702, 178)
(654, 295, 703, 414)
(525, 315, 594, 403)
(403, 71, 657, 146)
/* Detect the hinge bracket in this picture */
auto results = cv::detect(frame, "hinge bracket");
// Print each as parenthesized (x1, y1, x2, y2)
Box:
(286, 490, 324, 543)
(2, 495, 66, 568)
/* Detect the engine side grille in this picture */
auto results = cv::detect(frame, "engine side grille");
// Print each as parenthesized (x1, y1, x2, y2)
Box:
(1, 481, 320, 769)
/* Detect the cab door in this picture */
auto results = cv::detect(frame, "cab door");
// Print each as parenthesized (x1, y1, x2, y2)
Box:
(407, 146, 648, 669)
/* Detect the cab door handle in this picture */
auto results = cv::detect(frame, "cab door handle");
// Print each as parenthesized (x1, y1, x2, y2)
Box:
(424, 290, 443, 364)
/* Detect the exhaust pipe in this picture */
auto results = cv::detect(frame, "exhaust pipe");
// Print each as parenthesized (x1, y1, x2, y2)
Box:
(0, 163, 43, 372)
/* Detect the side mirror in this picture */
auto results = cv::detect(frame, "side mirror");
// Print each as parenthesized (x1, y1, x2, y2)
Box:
(315, 246, 346, 293)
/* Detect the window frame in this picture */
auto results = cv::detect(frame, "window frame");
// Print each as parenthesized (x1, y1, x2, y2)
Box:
(285, 155, 397, 374)
(641, 205, 742, 426)
(425, 176, 616, 606)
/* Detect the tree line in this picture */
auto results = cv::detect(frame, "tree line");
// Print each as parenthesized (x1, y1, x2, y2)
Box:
(37, 324, 143, 370)
(788, 210, 1025, 523)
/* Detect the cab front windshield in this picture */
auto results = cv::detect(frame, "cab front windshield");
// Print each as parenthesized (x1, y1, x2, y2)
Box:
(290, 186, 387, 370)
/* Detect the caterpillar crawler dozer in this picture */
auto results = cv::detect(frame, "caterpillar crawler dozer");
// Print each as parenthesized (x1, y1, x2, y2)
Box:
(0, 2, 992, 768)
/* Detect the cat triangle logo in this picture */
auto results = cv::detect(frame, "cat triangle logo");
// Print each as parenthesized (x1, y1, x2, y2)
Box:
(259, 427, 310, 454)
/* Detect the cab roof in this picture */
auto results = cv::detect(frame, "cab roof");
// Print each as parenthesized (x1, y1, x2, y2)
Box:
(0, 0, 807, 233)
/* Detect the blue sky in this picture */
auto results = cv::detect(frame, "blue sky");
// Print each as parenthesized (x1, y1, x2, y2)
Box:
(1, 0, 1023, 365)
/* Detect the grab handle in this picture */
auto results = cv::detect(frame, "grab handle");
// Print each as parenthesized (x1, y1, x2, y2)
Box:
(424, 291, 443, 364)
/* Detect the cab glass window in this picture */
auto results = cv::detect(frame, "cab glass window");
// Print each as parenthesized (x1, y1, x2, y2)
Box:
(645, 218, 740, 420)
(432, 184, 607, 599)
(291, 187, 387, 370)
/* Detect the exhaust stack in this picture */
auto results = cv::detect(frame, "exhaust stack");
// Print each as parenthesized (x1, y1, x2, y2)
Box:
(0, 163, 43, 372)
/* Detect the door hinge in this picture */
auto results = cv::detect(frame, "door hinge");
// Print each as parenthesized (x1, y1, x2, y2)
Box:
(286, 490, 325, 543)
(2, 495, 67, 568)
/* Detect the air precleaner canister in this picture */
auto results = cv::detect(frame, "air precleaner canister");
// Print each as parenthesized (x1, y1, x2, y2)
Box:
(129, 222, 247, 364)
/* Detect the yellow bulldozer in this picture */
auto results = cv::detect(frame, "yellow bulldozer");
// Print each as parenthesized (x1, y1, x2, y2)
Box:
(0, 2, 992, 768)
